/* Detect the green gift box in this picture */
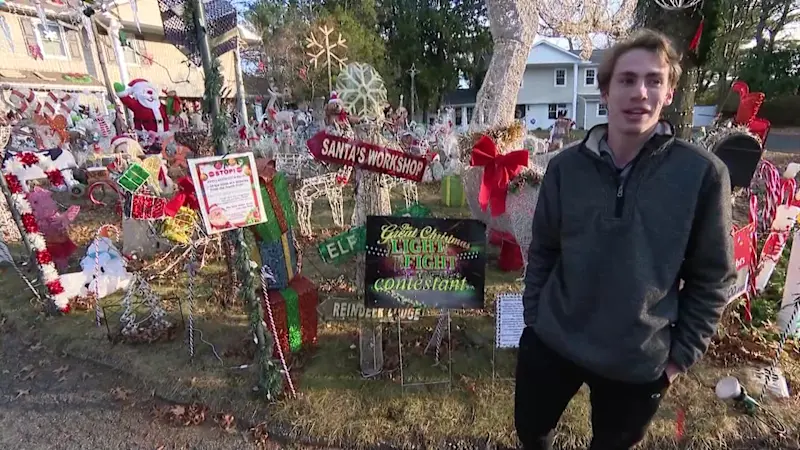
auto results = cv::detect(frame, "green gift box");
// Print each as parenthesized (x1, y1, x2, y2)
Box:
(253, 172, 297, 242)
(441, 175, 466, 207)
(118, 163, 150, 193)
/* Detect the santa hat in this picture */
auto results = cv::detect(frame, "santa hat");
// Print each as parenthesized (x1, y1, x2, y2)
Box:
(120, 79, 152, 96)
(328, 91, 342, 105)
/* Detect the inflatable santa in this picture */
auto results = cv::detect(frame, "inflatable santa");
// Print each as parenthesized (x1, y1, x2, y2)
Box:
(115, 79, 170, 133)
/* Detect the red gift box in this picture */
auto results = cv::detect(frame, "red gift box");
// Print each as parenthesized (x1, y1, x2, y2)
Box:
(262, 275, 319, 358)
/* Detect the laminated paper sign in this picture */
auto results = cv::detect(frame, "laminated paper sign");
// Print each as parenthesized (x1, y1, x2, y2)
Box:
(188, 152, 267, 234)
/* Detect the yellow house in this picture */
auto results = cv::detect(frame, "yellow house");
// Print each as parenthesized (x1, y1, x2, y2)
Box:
(0, 0, 259, 109)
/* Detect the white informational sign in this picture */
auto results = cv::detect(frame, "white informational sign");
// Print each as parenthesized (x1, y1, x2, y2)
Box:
(495, 293, 525, 348)
(778, 230, 800, 337)
(188, 152, 267, 235)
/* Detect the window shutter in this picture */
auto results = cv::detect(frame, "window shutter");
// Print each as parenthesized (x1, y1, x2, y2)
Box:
(66, 29, 82, 60)
(18, 18, 38, 57)
(103, 34, 116, 63)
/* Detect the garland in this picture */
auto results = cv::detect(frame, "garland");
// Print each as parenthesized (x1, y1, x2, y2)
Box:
(3, 172, 69, 312)
(5, 152, 66, 189)
(62, 73, 93, 84)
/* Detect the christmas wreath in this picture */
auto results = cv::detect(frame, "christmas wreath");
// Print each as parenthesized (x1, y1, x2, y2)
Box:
(63, 73, 93, 84)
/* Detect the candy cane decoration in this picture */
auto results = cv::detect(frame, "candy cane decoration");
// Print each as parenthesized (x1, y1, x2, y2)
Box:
(755, 203, 800, 292)
(92, 224, 120, 326)
(8, 89, 38, 117)
(757, 161, 782, 232)
(259, 265, 296, 397)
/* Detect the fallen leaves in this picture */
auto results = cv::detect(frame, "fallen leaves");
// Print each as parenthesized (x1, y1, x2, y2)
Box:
(28, 342, 43, 351)
(110, 387, 133, 402)
(215, 413, 236, 432)
(57, 376, 68, 383)
(22, 371, 37, 381)
(153, 402, 210, 427)
(53, 365, 69, 375)
(14, 389, 30, 400)
(250, 422, 270, 447)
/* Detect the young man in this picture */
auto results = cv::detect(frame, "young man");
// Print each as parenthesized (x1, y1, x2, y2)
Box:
(515, 29, 736, 450)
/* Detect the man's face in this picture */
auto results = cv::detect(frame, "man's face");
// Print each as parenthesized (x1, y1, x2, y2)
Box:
(601, 48, 674, 136)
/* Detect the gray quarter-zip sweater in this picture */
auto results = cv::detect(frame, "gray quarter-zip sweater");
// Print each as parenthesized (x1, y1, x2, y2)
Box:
(523, 121, 736, 383)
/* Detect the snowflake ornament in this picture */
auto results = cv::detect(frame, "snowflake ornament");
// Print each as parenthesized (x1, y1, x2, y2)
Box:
(335, 63, 387, 120)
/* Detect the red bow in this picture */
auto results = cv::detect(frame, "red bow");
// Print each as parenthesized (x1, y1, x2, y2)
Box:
(164, 177, 200, 216)
(470, 135, 528, 217)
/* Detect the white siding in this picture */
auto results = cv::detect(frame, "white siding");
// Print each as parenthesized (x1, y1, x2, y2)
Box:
(583, 100, 609, 129)
(517, 66, 576, 105)
(526, 103, 573, 130)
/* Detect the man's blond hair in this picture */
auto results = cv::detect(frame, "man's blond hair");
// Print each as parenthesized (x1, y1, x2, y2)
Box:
(597, 29, 682, 94)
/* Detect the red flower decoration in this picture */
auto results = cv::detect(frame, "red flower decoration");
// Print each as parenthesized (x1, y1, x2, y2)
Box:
(46, 169, 65, 187)
(4, 174, 22, 194)
(336, 174, 349, 185)
(46, 279, 65, 295)
(36, 250, 52, 265)
(61, 303, 71, 313)
(21, 213, 39, 233)
(18, 152, 39, 167)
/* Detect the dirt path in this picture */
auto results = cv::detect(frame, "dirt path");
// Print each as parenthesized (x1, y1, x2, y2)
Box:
(0, 323, 257, 450)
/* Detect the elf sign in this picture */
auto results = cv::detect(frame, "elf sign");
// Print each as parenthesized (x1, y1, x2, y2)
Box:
(318, 204, 431, 265)
(306, 131, 428, 182)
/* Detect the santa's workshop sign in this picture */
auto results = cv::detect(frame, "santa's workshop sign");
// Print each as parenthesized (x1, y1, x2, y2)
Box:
(306, 131, 427, 182)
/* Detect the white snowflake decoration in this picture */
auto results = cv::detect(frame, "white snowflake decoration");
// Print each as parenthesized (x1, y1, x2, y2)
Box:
(335, 63, 388, 120)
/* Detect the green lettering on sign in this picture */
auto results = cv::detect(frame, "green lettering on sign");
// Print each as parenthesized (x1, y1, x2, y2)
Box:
(317, 203, 431, 265)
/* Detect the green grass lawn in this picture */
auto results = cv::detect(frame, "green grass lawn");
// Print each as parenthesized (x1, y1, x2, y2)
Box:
(1, 184, 799, 449)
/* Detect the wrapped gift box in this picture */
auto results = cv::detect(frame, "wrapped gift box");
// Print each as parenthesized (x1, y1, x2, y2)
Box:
(251, 172, 298, 289)
(253, 172, 297, 241)
(263, 275, 319, 356)
(256, 229, 298, 289)
(441, 175, 466, 207)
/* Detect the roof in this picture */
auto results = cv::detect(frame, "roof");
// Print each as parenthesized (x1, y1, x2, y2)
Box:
(569, 48, 607, 64)
(442, 89, 478, 106)
(0, 69, 106, 92)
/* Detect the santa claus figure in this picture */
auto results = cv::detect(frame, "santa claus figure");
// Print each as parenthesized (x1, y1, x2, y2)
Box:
(116, 79, 170, 133)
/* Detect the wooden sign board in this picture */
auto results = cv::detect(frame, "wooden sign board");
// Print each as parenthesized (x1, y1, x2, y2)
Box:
(306, 131, 427, 182)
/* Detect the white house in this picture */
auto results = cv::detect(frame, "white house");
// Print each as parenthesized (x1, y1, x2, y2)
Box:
(444, 40, 607, 131)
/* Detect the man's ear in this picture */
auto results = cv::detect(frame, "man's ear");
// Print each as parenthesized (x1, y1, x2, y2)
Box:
(664, 89, 674, 107)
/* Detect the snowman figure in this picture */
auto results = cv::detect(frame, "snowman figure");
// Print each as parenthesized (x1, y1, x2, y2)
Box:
(80, 236, 133, 299)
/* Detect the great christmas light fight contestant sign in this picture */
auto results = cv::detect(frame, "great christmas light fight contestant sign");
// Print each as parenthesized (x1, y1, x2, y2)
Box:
(365, 217, 486, 309)
(189, 153, 268, 234)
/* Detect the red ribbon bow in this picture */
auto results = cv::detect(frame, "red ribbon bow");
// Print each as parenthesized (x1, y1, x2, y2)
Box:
(165, 177, 200, 216)
(470, 135, 528, 217)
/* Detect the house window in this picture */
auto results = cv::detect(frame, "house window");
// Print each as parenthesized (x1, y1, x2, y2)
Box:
(466, 106, 474, 123)
(585, 68, 596, 86)
(554, 69, 566, 86)
(598, 103, 608, 116)
(454, 107, 463, 126)
(32, 20, 68, 59)
(548, 103, 568, 120)
(123, 39, 142, 65)
(515, 105, 526, 119)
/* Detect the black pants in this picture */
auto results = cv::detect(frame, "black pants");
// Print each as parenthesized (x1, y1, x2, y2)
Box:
(514, 328, 670, 450)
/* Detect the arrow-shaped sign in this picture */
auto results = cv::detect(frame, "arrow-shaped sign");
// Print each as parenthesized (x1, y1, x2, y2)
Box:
(306, 131, 428, 182)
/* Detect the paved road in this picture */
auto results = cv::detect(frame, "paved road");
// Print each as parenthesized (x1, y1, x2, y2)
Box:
(0, 323, 259, 450)
(767, 132, 800, 152)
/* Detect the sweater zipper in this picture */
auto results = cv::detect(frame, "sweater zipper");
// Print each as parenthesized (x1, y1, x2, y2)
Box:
(615, 177, 624, 218)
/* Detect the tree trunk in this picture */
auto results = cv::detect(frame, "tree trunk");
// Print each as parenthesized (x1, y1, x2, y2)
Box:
(350, 123, 391, 378)
(469, 0, 537, 131)
(664, 67, 698, 139)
